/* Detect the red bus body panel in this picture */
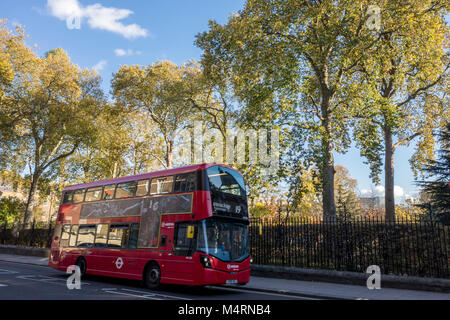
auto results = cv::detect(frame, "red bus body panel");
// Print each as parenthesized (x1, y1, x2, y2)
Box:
(48, 163, 250, 286)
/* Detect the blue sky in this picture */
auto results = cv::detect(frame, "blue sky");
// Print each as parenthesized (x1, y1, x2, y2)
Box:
(1, 0, 431, 200)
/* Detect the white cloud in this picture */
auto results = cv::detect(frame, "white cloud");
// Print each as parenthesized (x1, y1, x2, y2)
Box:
(374, 185, 385, 196)
(92, 60, 107, 72)
(114, 48, 142, 57)
(394, 185, 404, 198)
(47, 0, 149, 39)
(361, 186, 384, 197)
(114, 48, 127, 56)
(47, 0, 83, 20)
(360, 185, 405, 199)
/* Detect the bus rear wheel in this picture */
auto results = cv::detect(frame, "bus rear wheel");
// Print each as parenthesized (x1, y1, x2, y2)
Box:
(75, 257, 87, 278)
(144, 263, 161, 289)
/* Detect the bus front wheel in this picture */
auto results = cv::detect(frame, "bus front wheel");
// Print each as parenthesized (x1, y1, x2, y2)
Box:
(144, 263, 161, 289)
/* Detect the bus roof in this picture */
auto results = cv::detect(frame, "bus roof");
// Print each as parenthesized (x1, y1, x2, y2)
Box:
(63, 163, 239, 191)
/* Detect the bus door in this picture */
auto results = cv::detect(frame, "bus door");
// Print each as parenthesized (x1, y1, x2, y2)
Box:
(91, 224, 111, 274)
(162, 222, 196, 283)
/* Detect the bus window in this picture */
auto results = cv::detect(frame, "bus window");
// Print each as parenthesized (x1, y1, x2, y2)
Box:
(85, 187, 103, 202)
(73, 189, 85, 203)
(115, 181, 137, 199)
(174, 222, 197, 256)
(207, 166, 246, 197)
(62, 191, 73, 204)
(136, 180, 150, 197)
(94, 224, 108, 248)
(59, 225, 71, 247)
(52, 224, 62, 242)
(150, 176, 174, 195)
(77, 225, 96, 248)
(108, 224, 129, 248)
(103, 184, 115, 200)
(174, 173, 196, 193)
(69, 225, 79, 247)
(128, 223, 140, 249)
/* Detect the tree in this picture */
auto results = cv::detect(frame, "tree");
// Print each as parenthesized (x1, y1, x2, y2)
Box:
(0, 20, 16, 100)
(418, 123, 450, 225)
(112, 61, 197, 169)
(0, 21, 37, 145)
(186, 50, 282, 203)
(61, 104, 134, 183)
(352, 0, 449, 221)
(334, 165, 361, 219)
(249, 202, 275, 218)
(284, 164, 322, 218)
(185, 60, 237, 143)
(0, 43, 103, 224)
(125, 110, 166, 175)
(0, 196, 25, 224)
(196, 0, 383, 220)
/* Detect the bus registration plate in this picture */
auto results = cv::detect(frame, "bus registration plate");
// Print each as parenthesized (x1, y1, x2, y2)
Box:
(226, 279, 238, 284)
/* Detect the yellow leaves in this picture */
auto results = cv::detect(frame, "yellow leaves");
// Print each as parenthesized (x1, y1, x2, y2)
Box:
(38, 48, 82, 101)
(0, 57, 14, 94)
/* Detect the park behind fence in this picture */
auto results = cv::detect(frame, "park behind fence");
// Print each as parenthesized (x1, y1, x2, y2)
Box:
(249, 217, 449, 279)
(0, 217, 448, 279)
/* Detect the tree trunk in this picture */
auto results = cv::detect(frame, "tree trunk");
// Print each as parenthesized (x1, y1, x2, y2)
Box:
(112, 161, 118, 178)
(321, 101, 336, 221)
(166, 140, 173, 169)
(384, 126, 396, 222)
(23, 172, 39, 225)
(322, 142, 336, 221)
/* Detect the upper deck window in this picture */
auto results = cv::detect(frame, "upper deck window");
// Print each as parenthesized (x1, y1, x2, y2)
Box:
(103, 184, 115, 200)
(85, 187, 103, 202)
(136, 179, 150, 197)
(73, 189, 86, 203)
(174, 173, 196, 193)
(150, 176, 174, 195)
(115, 181, 137, 199)
(206, 166, 246, 197)
(63, 191, 73, 204)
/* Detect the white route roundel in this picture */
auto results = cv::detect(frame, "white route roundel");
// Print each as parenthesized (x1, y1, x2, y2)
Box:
(115, 257, 124, 269)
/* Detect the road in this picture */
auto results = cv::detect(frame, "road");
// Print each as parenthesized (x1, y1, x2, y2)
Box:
(0, 261, 312, 300)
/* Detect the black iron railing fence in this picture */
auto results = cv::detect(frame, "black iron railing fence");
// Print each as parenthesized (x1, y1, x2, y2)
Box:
(1, 217, 449, 278)
(0, 221, 55, 249)
(249, 217, 450, 279)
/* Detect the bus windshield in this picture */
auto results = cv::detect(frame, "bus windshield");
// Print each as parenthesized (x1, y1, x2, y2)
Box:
(206, 166, 246, 197)
(197, 219, 249, 262)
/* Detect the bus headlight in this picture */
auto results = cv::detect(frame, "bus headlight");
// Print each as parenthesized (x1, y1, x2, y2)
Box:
(200, 255, 212, 269)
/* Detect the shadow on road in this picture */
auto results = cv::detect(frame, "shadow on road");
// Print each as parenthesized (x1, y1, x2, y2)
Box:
(50, 271, 240, 298)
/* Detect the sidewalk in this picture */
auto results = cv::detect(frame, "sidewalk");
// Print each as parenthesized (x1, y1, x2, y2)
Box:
(0, 253, 449, 300)
(229, 276, 450, 300)
(0, 253, 49, 266)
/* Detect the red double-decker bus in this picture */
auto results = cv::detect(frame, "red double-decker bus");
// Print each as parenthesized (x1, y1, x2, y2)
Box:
(48, 163, 250, 288)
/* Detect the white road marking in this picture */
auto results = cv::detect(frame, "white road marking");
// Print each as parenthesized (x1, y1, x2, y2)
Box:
(101, 288, 163, 300)
(121, 288, 192, 300)
(207, 286, 320, 300)
(0, 284, 7, 287)
(0, 269, 19, 275)
(16, 275, 90, 286)
(101, 288, 192, 300)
